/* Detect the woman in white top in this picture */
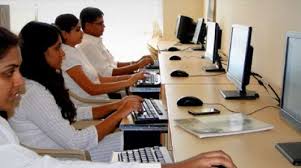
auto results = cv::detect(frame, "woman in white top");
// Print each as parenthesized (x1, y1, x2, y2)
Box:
(9, 21, 144, 162)
(0, 24, 236, 168)
(54, 14, 144, 105)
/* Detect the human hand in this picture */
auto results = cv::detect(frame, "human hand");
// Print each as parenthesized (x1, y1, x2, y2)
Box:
(128, 72, 145, 85)
(162, 150, 236, 168)
(118, 97, 143, 117)
(138, 56, 154, 68)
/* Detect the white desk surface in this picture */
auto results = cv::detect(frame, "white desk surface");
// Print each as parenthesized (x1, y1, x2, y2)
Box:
(164, 84, 300, 168)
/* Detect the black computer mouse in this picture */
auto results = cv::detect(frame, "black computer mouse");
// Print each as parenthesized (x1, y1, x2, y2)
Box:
(169, 55, 181, 60)
(167, 47, 180, 51)
(170, 70, 189, 77)
(177, 96, 203, 106)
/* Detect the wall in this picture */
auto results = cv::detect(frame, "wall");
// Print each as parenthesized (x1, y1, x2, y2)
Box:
(216, 0, 301, 89)
(162, 0, 204, 40)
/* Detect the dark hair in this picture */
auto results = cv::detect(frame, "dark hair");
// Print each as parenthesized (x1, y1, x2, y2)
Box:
(19, 21, 76, 123)
(55, 14, 79, 33)
(0, 27, 19, 120)
(80, 7, 104, 29)
(0, 27, 19, 59)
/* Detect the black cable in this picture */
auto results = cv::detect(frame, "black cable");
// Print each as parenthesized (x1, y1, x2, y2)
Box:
(251, 72, 281, 105)
(246, 106, 280, 115)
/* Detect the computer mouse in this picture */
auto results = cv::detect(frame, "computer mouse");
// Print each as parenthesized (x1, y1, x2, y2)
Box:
(170, 70, 189, 77)
(167, 47, 180, 51)
(169, 55, 181, 60)
(177, 96, 203, 106)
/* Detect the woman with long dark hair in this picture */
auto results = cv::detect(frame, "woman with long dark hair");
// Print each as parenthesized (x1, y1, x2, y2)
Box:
(0, 26, 236, 168)
(9, 21, 143, 162)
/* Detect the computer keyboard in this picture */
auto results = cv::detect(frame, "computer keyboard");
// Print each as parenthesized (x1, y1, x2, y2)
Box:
(136, 73, 161, 87)
(129, 87, 160, 93)
(112, 146, 173, 164)
(131, 99, 168, 124)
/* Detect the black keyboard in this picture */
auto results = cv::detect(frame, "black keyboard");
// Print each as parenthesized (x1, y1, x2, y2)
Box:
(114, 146, 172, 164)
(131, 99, 168, 124)
(136, 74, 161, 87)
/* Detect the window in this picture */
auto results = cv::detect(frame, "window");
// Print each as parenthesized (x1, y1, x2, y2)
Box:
(3, 0, 163, 61)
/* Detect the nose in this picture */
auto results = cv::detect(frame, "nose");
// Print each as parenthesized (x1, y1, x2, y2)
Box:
(60, 48, 66, 60)
(14, 70, 25, 89)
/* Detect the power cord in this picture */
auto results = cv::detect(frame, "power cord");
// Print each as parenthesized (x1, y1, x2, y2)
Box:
(251, 72, 281, 105)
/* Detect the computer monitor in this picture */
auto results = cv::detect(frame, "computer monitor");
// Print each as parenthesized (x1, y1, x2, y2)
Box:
(280, 32, 301, 131)
(204, 22, 224, 72)
(220, 24, 258, 99)
(175, 15, 196, 44)
(276, 32, 301, 166)
(192, 18, 207, 47)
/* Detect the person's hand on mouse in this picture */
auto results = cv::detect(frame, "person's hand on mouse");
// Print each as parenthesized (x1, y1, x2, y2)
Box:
(161, 150, 237, 168)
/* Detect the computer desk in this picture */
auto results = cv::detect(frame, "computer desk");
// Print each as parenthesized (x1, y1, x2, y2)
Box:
(157, 40, 202, 51)
(164, 84, 301, 168)
(158, 51, 257, 85)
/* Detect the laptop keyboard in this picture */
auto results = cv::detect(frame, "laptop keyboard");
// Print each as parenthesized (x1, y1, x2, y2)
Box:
(131, 99, 168, 124)
(116, 146, 172, 164)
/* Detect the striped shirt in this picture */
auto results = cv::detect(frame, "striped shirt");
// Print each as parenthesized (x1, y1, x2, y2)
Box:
(1, 116, 160, 167)
(9, 79, 122, 162)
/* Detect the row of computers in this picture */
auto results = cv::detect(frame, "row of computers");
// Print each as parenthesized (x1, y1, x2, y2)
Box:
(173, 14, 301, 166)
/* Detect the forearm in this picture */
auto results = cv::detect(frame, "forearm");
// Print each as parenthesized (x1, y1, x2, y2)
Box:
(117, 61, 132, 67)
(112, 63, 140, 76)
(92, 101, 122, 119)
(87, 80, 130, 95)
(100, 75, 131, 82)
(95, 110, 124, 140)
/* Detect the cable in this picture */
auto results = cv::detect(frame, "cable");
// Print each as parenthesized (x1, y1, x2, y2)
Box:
(189, 72, 226, 77)
(246, 105, 280, 115)
(251, 72, 281, 105)
(204, 103, 279, 116)
(203, 103, 240, 113)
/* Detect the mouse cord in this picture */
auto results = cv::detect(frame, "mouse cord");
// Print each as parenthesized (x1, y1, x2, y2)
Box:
(204, 103, 279, 115)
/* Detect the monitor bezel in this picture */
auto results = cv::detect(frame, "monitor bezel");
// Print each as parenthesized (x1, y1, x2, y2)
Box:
(280, 32, 301, 131)
(204, 21, 217, 63)
(226, 24, 253, 91)
(192, 18, 205, 44)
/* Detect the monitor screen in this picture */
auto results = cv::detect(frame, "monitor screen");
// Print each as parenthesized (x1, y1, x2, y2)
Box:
(281, 32, 301, 131)
(221, 24, 258, 99)
(205, 22, 216, 62)
(175, 15, 196, 44)
(192, 18, 205, 44)
(227, 25, 252, 90)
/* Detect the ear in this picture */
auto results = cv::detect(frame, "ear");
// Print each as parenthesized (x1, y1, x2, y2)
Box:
(61, 31, 69, 41)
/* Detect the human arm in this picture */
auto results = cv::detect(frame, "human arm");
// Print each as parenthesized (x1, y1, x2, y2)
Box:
(66, 66, 142, 95)
(112, 56, 154, 75)
(99, 74, 132, 83)
(161, 150, 236, 168)
(95, 96, 143, 141)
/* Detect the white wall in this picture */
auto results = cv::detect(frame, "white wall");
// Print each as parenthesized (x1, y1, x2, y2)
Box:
(216, 0, 301, 89)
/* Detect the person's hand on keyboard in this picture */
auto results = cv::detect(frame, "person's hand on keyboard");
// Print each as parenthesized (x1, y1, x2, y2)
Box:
(138, 55, 154, 68)
(128, 72, 145, 86)
(118, 96, 143, 118)
(161, 150, 237, 168)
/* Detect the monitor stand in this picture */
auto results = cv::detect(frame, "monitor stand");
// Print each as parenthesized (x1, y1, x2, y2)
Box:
(205, 55, 225, 72)
(220, 90, 259, 100)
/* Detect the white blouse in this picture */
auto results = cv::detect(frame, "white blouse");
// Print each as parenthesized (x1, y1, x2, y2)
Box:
(61, 44, 109, 106)
(9, 79, 125, 162)
(0, 116, 160, 168)
(77, 34, 117, 76)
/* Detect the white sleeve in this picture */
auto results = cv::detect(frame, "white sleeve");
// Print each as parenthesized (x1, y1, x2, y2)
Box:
(61, 50, 82, 71)
(0, 144, 161, 168)
(78, 44, 114, 76)
(76, 106, 93, 121)
(20, 84, 99, 150)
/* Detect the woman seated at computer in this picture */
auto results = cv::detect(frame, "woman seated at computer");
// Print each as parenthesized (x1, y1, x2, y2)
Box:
(9, 21, 144, 162)
(0, 25, 236, 168)
(54, 14, 145, 106)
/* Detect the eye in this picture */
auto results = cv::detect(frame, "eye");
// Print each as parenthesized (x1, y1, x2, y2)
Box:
(3, 69, 15, 78)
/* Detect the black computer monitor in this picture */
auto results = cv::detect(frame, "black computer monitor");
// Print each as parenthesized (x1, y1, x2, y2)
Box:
(276, 32, 301, 166)
(204, 22, 224, 72)
(192, 18, 207, 47)
(175, 15, 196, 44)
(220, 24, 258, 99)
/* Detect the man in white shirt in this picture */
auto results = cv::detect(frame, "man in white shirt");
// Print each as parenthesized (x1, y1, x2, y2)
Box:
(77, 7, 154, 76)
